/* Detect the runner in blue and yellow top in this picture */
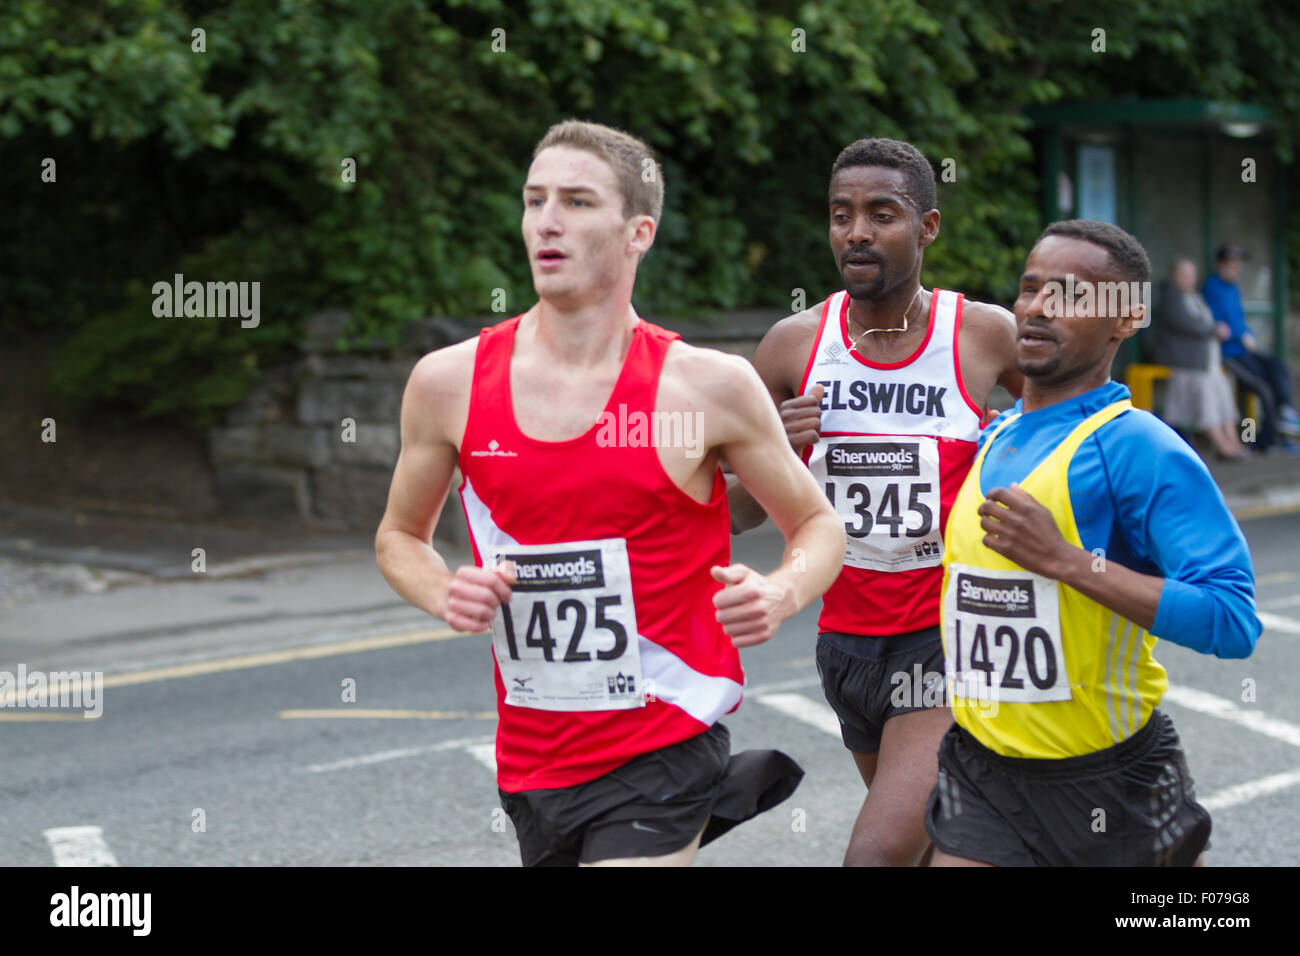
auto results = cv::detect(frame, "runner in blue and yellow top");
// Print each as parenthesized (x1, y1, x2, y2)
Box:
(925, 220, 1260, 867)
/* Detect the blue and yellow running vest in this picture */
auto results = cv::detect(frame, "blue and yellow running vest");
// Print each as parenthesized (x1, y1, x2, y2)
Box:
(941, 399, 1168, 758)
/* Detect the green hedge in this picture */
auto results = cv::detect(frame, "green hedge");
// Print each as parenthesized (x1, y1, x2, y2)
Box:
(3, 0, 1298, 426)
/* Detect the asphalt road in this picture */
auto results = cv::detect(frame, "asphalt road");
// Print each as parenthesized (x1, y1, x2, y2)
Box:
(3, 512, 1299, 867)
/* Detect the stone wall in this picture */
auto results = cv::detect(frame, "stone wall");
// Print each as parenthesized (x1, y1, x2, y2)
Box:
(212, 310, 470, 537)
(208, 308, 785, 538)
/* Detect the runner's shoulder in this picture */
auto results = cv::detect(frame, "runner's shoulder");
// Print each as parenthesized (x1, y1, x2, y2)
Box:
(408, 336, 478, 398)
(663, 339, 761, 394)
(403, 336, 479, 439)
(760, 301, 826, 350)
(1105, 402, 1191, 445)
(753, 300, 827, 383)
(957, 297, 1016, 335)
(661, 340, 770, 418)
(1094, 402, 1216, 480)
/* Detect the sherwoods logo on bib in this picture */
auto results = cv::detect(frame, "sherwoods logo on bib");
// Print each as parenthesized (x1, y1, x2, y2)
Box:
(956, 572, 1036, 616)
(497, 549, 605, 591)
(827, 441, 920, 478)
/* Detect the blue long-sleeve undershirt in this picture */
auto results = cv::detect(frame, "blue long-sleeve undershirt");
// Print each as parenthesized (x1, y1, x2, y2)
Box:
(975, 380, 1259, 658)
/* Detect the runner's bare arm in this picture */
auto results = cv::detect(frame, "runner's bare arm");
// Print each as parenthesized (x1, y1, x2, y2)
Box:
(701, 350, 844, 645)
(375, 342, 514, 631)
(960, 301, 1023, 404)
(727, 311, 818, 534)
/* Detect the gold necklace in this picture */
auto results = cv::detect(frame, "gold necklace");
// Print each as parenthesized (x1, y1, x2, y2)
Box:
(848, 286, 923, 353)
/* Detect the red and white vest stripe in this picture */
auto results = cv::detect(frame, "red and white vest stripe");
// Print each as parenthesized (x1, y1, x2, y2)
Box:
(798, 289, 984, 636)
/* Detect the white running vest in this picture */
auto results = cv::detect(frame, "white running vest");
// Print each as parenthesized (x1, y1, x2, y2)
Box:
(799, 288, 985, 635)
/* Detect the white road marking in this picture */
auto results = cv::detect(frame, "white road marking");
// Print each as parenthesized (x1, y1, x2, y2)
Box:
(297, 735, 493, 774)
(754, 692, 842, 738)
(1161, 684, 1300, 814)
(1257, 571, 1295, 585)
(293, 670, 1300, 821)
(1200, 767, 1300, 812)
(745, 676, 821, 696)
(464, 743, 498, 774)
(1261, 594, 1300, 609)
(750, 681, 1300, 816)
(1163, 683, 1300, 749)
(278, 708, 495, 720)
(1257, 610, 1300, 635)
(43, 825, 119, 867)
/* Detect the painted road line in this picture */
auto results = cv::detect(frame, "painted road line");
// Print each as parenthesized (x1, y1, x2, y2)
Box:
(8, 626, 797, 708)
(745, 676, 822, 696)
(753, 681, 1300, 816)
(1200, 767, 1300, 812)
(298, 735, 494, 774)
(44, 826, 119, 867)
(750, 681, 1300, 815)
(464, 743, 498, 774)
(1262, 594, 1300, 609)
(1257, 572, 1296, 586)
(754, 692, 842, 738)
(0, 713, 97, 722)
(279, 708, 495, 720)
(203, 549, 375, 578)
(3, 626, 473, 707)
(1257, 610, 1300, 635)
(1232, 492, 1300, 521)
(749, 678, 1300, 751)
(1163, 683, 1300, 749)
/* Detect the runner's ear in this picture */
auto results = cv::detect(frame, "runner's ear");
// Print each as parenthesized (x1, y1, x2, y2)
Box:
(918, 208, 940, 248)
(1115, 302, 1144, 340)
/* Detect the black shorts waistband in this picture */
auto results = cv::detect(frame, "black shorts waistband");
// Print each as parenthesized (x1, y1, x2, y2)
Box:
(951, 710, 1168, 780)
(819, 625, 942, 661)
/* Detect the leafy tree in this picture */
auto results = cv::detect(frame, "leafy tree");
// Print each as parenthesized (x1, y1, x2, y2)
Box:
(3, 0, 1297, 425)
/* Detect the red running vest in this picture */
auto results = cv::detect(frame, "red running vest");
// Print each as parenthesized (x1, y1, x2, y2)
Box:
(457, 315, 744, 792)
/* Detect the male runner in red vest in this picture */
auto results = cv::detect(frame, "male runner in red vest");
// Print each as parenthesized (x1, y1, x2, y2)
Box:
(376, 120, 845, 867)
(730, 138, 1020, 865)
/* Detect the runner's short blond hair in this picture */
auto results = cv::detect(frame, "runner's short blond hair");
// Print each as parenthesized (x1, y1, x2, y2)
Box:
(533, 120, 663, 223)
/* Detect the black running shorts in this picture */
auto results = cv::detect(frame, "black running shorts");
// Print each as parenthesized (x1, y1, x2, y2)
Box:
(816, 626, 947, 754)
(498, 723, 804, 866)
(924, 709, 1212, 866)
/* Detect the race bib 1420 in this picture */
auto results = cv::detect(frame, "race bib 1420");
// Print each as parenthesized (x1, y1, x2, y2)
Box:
(943, 564, 1072, 704)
